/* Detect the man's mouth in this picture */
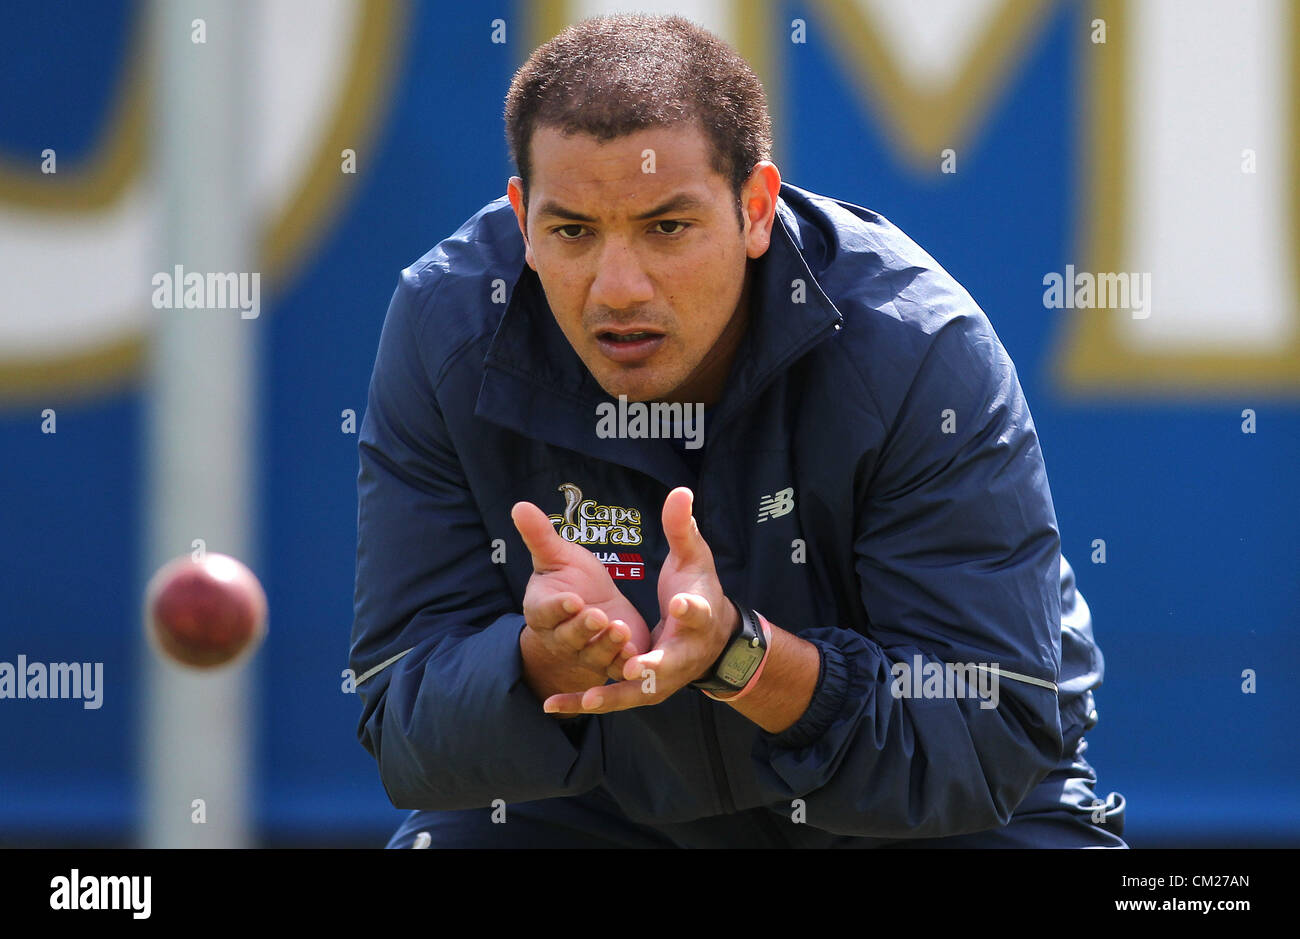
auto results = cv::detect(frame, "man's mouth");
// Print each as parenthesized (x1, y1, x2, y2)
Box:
(595, 328, 666, 363)
(599, 329, 660, 343)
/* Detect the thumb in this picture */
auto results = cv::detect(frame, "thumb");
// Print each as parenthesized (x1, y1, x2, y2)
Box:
(511, 501, 571, 572)
(661, 487, 707, 562)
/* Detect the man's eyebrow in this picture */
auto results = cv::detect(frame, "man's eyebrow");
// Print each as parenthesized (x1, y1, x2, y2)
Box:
(535, 201, 598, 222)
(629, 194, 711, 220)
(534, 193, 712, 223)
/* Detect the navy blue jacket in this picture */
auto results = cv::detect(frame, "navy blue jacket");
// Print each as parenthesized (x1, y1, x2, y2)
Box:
(350, 183, 1126, 847)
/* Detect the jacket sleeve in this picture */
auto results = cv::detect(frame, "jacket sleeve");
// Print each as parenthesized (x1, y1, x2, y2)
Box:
(350, 275, 603, 810)
(751, 310, 1065, 838)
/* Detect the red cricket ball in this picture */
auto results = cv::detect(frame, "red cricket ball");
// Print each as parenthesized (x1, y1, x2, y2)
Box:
(145, 553, 268, 669)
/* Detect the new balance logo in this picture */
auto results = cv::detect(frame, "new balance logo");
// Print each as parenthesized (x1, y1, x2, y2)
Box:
(757, 487, 795, 522)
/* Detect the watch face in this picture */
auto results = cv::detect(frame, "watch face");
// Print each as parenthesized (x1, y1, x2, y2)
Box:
(717, 645, 763, 687)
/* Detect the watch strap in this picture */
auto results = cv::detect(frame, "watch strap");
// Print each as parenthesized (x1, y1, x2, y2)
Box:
(691, 600, 768, 695)
(700, 612, 772, 701)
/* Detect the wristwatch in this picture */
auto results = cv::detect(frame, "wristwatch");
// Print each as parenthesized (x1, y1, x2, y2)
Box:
(690, 599, 769, 695)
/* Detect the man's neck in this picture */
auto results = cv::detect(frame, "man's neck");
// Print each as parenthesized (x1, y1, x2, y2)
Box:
(658, 262, 754, 407)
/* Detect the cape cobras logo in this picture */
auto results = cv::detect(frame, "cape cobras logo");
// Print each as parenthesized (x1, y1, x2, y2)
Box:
(548, 483, 642, 546)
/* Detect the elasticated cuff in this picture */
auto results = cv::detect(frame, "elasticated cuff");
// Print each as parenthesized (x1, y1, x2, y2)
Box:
(763, 637, 852, 750)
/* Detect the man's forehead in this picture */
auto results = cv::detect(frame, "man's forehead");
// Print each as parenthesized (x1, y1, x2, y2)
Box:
(533, 189, 716, 223)
(528, 124, 726, 217)
(531, 122, 712, 163)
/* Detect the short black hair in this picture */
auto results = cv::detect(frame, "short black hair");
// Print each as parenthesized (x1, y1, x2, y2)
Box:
(504, 13, 773, 224)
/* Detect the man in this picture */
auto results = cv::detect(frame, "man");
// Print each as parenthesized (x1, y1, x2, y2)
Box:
(350, 13, 1126, 848)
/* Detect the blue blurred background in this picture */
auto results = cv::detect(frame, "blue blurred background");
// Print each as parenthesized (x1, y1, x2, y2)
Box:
(1, 0, 1296, 846)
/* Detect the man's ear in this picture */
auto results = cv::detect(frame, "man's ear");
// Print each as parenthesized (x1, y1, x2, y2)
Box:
(740, 162, 781, 260)
(506, 176, 536, 270)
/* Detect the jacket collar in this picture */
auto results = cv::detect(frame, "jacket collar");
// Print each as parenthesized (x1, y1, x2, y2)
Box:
(476, 188, 843, 484)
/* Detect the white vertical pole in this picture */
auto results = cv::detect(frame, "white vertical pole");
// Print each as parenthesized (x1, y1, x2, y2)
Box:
(143, 0, 259, 848)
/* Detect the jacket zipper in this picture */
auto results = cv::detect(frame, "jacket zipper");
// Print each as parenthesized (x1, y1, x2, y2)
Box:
(688, 322, 841, 826)
(709, 318, 842, 438)
(698, 695, 736, 815)
(690, 443, 736, 818)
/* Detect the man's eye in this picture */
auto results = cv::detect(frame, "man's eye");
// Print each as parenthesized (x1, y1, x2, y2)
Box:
(654, 220, 690, 236)
(554, 225, 586, 240)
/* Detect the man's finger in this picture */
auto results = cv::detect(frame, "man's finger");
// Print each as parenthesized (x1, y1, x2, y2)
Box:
(622, 646, 668, 681)
(553, 606, 609, 652)
(661, 487, 708, 562)
(543, 677, 660, 715)
(576, 618, 630, 671)
(620, 595, 711, 680)
(668, 592, 712, 628)
(606, 644, 635, 681)
(523, 591, 583, 633)
(511, 501, 572, 572)
(605, 629, 637, 680)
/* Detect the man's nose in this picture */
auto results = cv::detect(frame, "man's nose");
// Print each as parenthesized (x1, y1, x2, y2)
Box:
(589, 238, 654, 310)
